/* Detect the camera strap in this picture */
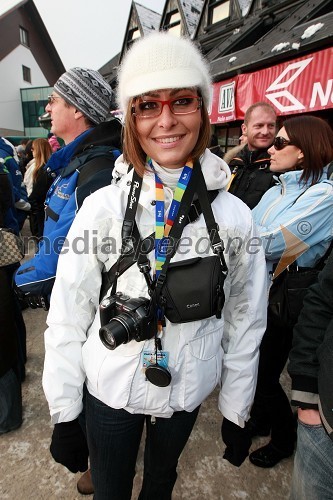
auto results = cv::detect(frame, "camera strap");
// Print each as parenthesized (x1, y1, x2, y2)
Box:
(110, 162, 200, 298)
(109, 167, 145, 296)
(153, 165, 228, 305)
(100, 163, 220, 301)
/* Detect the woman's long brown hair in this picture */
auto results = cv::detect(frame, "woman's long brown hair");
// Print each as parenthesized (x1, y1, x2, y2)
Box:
(283, 116, 333, 185)
(31, 138, 52, 183)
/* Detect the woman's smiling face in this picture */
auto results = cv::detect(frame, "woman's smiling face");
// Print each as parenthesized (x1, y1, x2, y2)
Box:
(133, 88, 202, 169)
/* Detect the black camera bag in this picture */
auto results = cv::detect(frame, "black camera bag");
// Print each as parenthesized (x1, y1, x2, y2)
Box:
(160, 255, 225, 323)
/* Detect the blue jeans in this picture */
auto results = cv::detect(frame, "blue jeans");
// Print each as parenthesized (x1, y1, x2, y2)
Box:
(85, 391, 200, 500)
(290, 420, 333, 500)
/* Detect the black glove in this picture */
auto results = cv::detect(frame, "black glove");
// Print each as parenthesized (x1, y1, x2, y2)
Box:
(26, 294, 50, 310)
(13, 281, 50, 311)
(50, 419, 89, 473)
(221, 418, 252, 467)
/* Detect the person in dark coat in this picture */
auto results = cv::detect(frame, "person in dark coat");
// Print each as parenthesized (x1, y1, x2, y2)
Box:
(228, 102, 277, 209)
(28, 138, 53, 239)
(288, 250, 333, 499)
(0, 137, 30, 229)
(0, 172, 23, 434)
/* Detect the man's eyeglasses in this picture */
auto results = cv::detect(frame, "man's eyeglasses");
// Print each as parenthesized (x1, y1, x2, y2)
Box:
(47, 95, 61, 105)
(273, 136, 294, 150)
(131, 96, 202, 119)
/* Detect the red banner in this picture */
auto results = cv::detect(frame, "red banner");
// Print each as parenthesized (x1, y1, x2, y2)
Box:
(209, 47, 333, 124)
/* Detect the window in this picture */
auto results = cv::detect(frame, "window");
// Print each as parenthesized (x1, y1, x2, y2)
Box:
(20, 26, 29, 46)
(164, 10, 181, 36)
(126, 28, 141, 50)
(20, 86, 54, 131)
(22, 66, 31, 83)
(215, 124, 242, 154)
(128, 28, 140, 42)
(208, 1, 230, 25)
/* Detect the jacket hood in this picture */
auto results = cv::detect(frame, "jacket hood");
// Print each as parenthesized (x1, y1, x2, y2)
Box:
(113, 148, 231, 191)
(0, 137, 15, 158)
(72, 118, 122, 156)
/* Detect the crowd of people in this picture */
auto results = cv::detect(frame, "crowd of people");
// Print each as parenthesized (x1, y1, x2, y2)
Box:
(1, 32, 333, 500)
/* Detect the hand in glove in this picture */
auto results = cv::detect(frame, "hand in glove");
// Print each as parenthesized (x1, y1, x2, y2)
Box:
(26, 294, 50, 310)
(13, 282, 50, 311)
(14, 286, 50, 311)
(221, 417, 252, 467)
(50, 419, 89, 473)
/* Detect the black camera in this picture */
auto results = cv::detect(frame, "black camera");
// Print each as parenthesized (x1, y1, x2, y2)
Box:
(99, 292, 157, 350)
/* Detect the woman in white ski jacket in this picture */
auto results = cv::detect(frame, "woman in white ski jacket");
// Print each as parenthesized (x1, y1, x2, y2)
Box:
(43, 33, 267, 500)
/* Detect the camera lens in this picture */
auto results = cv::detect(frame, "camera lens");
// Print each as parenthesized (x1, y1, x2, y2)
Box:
(99, 312, 136, 350)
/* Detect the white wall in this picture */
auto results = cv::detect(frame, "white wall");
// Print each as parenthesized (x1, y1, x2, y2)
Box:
(0, 44, 49, 133)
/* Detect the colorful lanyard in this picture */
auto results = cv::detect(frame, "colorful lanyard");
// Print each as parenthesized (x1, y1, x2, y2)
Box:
(147, 157, 194, 278)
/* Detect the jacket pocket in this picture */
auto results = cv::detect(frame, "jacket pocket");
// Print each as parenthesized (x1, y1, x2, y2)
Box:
(83, 332, 144, 409)
(180, 327, 223, 410)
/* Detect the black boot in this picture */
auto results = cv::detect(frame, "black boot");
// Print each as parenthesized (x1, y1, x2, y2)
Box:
(249, 442, 293, 468)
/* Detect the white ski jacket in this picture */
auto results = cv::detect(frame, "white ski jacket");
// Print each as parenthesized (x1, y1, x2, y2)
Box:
(43, 149, 267, 427)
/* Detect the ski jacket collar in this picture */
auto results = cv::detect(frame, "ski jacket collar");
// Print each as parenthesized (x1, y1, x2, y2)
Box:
(236, 145, 271, 165)
(113, 148, 231, 193)
(274, 166, 330, 193)
(45, 128, 92, 175)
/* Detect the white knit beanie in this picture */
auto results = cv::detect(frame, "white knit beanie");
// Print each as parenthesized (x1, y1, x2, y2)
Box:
(117, 32, 212, 116)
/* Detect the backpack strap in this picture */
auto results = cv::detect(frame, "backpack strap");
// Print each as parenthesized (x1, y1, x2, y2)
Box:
(76, 148, 121, 187)
(76, 148, 121, 209)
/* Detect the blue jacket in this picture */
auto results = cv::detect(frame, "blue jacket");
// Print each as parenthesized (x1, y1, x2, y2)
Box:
(15, 120, 122, 297)
(252, 168, 333, 269)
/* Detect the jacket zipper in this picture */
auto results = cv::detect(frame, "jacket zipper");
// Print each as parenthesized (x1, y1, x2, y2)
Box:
(261, 179, 285, 225)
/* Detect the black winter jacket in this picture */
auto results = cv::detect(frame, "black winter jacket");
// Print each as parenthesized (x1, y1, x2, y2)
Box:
(228, 145, 276, 209)
(288, 251, 333, 440)
(0, 173, 18, 376)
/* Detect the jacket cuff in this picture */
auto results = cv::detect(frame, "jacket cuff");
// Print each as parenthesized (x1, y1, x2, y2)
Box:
(291, 389, 319, 409)
(291, 374, 318, 394)
(50, 397, 83, 424)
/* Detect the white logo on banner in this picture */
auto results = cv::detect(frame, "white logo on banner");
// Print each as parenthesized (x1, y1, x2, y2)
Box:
(265, 58, 313, 112)
(219, 82, 235, 113)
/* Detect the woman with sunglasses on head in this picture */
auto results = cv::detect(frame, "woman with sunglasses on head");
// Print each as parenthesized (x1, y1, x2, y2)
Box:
(42, 33, 267, 499)
(248, 115, 333, 468)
